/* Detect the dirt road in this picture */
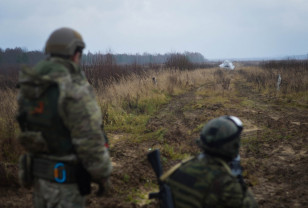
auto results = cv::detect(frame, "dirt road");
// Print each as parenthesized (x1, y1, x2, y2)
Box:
(0, 78, 307, 208)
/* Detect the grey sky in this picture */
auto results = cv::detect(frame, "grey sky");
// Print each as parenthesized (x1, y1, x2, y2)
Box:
(0, 0, 307, 59)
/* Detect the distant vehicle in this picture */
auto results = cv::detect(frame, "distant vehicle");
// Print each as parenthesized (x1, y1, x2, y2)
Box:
(219, 60, 235, 70)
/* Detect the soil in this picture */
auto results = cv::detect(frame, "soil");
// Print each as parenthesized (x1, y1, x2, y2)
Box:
(0, 78, 307, 208)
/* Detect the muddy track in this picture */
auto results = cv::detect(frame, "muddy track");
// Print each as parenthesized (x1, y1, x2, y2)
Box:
(0, 79, 307, 208)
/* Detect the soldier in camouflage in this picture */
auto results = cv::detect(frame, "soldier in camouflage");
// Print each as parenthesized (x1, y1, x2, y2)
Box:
(17, 27, 112, 208)
(161, 116, 258, 208)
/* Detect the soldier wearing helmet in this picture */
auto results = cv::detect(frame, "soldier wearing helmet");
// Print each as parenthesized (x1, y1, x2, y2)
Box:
(161, 116, 258, 208)
(17, 28, 112, 208)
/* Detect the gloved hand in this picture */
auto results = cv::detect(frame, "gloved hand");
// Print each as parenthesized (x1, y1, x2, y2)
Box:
(96, 177, 111, 197)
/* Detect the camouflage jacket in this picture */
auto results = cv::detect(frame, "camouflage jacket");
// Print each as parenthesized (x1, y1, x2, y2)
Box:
(17, 57, 112, 181)
(161, 154, 258, 208)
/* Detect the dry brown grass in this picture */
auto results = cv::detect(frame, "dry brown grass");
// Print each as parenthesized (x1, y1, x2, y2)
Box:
(239, 62, 308, 94)
(95, 68, 215, 109)
(0, 88, 21, 162)
(94, 68, 217, 128)
(237, 64, 308, 107)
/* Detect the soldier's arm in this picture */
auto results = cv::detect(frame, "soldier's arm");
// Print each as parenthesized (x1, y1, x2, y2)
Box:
(216, 175, 258, 208)
(62, 81, 112, 181)
(202, 173, 257, 208)
(242, 189, 258, 208)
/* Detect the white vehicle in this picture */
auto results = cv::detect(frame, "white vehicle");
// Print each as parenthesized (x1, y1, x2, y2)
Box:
(219, 60, 235, 70)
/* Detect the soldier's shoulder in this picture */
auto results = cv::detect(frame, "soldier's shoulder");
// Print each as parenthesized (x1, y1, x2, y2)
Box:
(180, 155, 229, 174)
(177, 156, 238, 188)
(36, 59, 69, 74)
(27, 59, 70, 84)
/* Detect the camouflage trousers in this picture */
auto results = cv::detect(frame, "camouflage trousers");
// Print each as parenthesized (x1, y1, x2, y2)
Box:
(33, 178, 85, 208)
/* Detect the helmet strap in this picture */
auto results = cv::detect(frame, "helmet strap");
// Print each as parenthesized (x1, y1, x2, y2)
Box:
(201, 131, 241, 147)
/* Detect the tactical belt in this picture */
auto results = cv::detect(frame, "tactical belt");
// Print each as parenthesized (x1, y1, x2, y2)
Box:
(32, 157, 78, 183)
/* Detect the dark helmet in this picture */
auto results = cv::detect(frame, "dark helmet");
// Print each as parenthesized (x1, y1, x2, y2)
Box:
(45, 27, 85, 56)
(198, 116, 243, 160)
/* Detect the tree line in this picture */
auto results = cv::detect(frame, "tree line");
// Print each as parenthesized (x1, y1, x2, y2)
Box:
(0, 47, 216, 89)
(0, 47, 206, 66)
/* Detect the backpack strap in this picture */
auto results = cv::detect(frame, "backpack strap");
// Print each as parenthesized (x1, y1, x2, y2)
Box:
(160, 156, 194, 182)
(215, 158, 233, 176)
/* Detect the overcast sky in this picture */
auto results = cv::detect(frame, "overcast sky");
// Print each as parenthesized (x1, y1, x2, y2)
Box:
(1, 0, 307, 59)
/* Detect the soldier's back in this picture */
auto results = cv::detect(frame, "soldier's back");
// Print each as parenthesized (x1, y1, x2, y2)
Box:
(164, 154, 257, 208)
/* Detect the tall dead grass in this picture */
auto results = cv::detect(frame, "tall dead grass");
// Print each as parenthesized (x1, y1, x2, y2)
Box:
(94, 68, 215, 125)
(238, 61, 308, 105)
(0, 88, 21, 162)
(95, 68, 214, 106)
(242, 70, 306, 93)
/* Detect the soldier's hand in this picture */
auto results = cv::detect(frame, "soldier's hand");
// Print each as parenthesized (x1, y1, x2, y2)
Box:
(96, 177, 111, 197)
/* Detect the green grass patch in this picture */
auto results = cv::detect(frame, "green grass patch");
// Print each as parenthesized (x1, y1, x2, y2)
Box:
(195, 89, 231, 107)
(161, 144, 191, 160)
(195, 88, 211, 96)
(125, 186, 155, 205)
(122, 93, 170, 115)
(104, 91, 170, 145)
(131, 128, 167, 143)
(240, 99, 256, 107)
(278, 91, 308, 109)
(123, 174, 130, 183)
(105, 107, 150, 134)
(105, 91, 170, 135)
(192, 122, 206, 134)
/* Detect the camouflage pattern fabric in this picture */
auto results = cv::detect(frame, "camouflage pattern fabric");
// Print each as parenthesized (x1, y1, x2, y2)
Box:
(162, 154, 258, 208)
(17, 57, 112, 207)
(33, 178, 85, 208)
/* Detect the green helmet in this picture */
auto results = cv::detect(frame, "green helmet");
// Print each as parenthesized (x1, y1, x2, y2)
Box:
(45, 27, 85, 56)
(198, 116, 243, 160)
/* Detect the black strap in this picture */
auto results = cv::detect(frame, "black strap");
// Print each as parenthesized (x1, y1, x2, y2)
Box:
(200, 131, 241, 148)
(32, 157, 77, 183)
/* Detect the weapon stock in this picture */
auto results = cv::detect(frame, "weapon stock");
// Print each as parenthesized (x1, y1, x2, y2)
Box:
(148, 149, 174, 208)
